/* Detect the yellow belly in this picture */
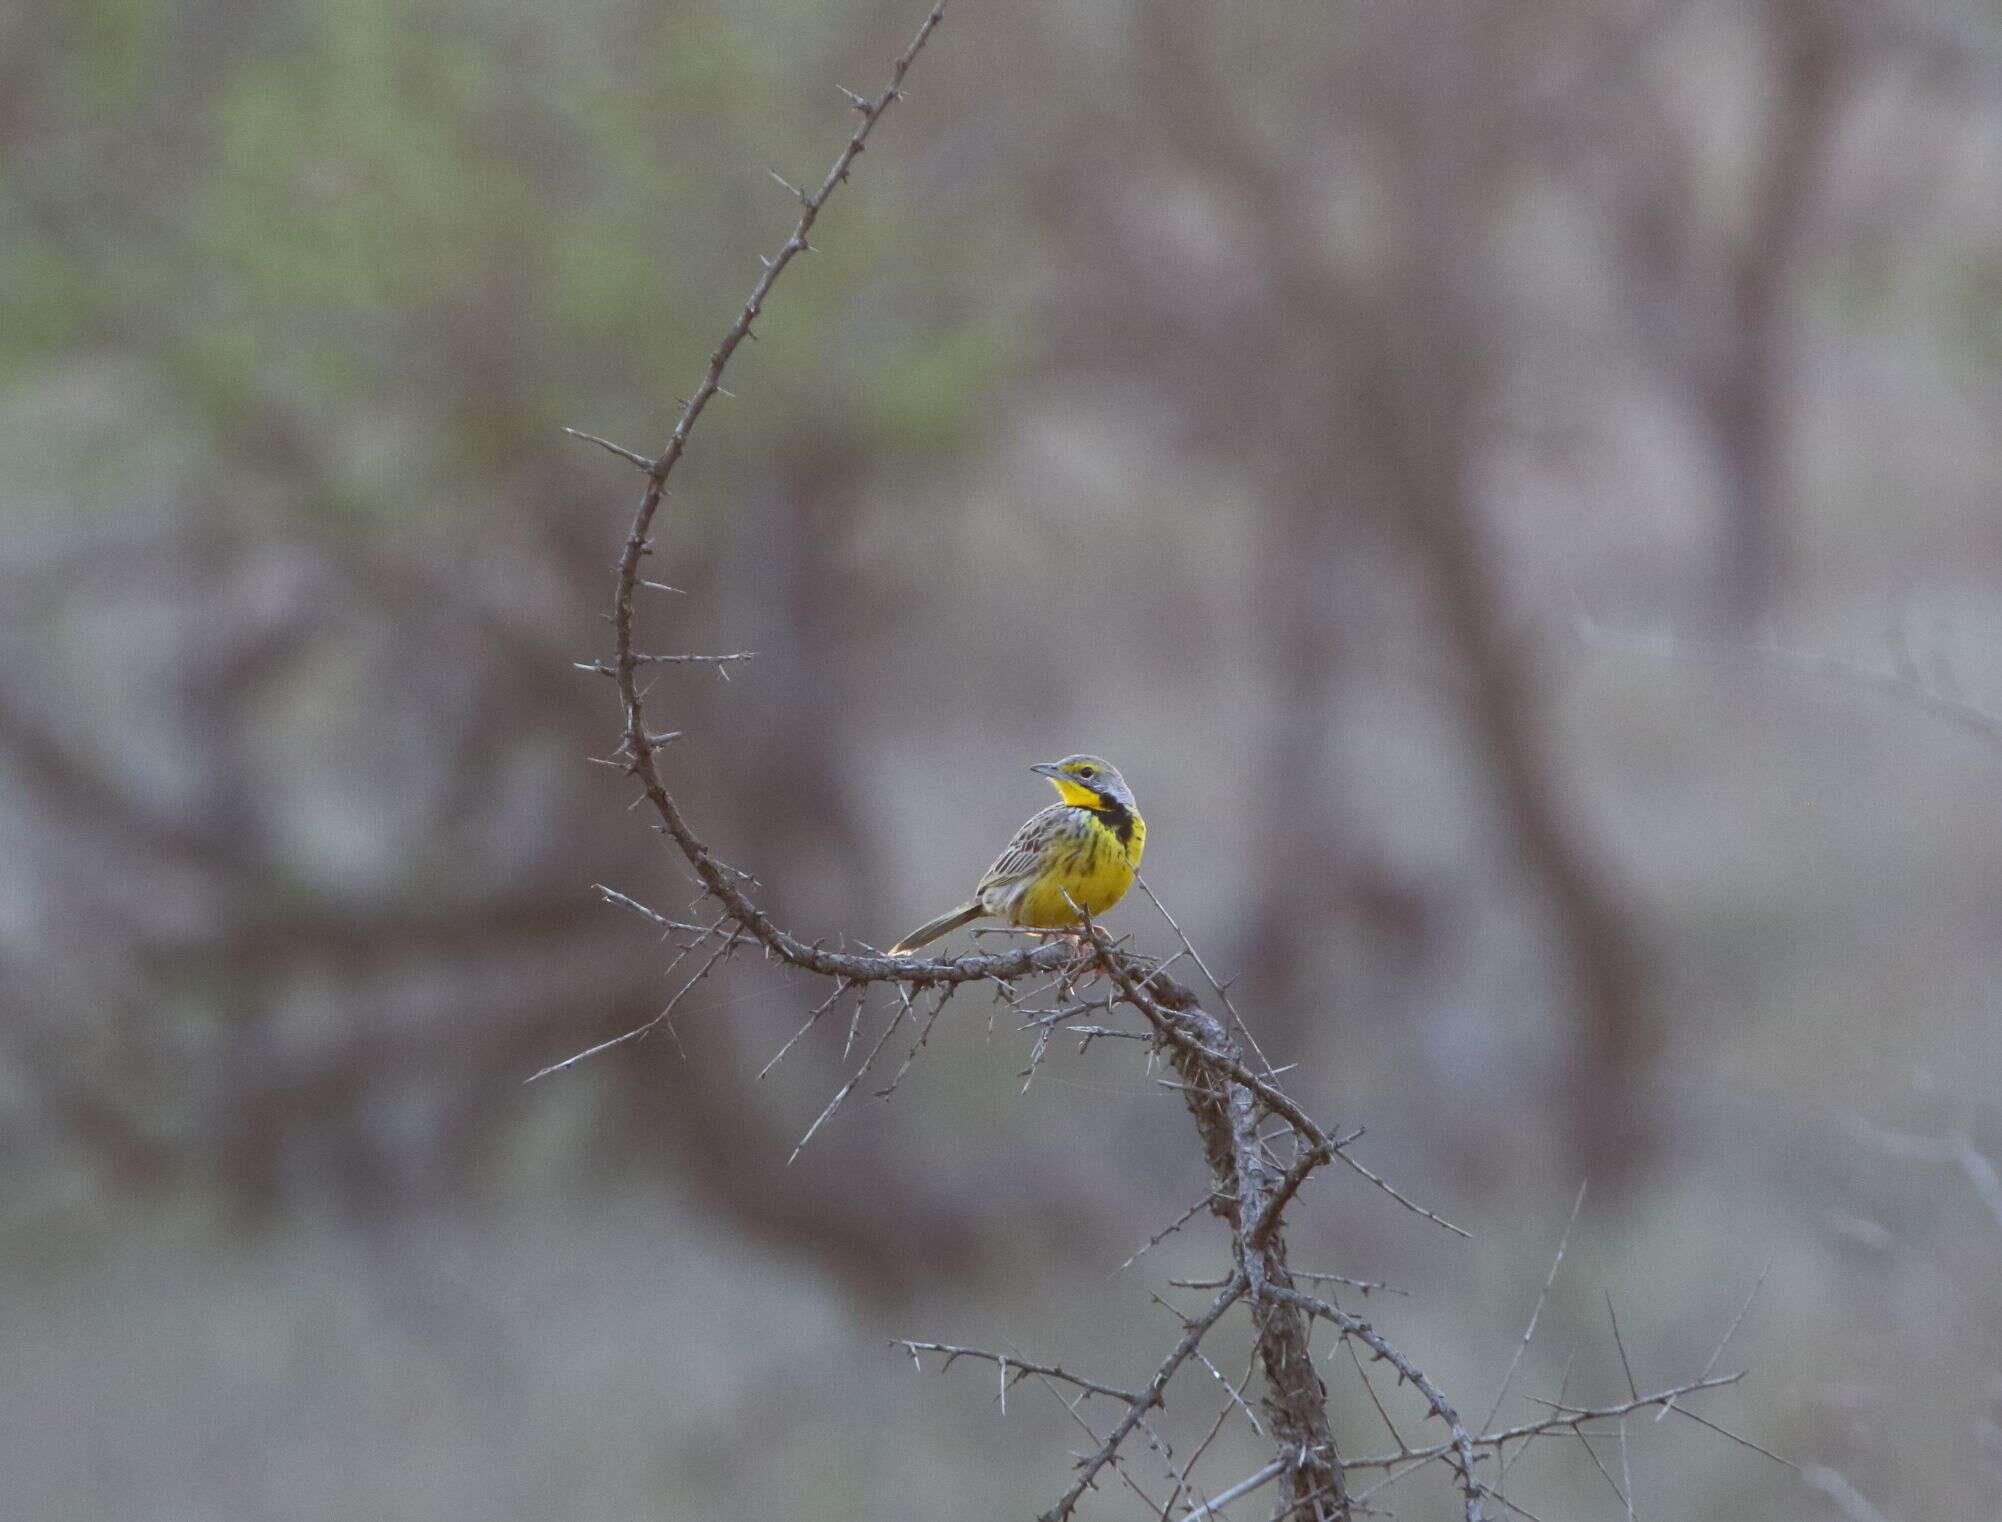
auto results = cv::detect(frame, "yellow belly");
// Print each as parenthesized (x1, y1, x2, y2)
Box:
(1011, 844, 1136, 927)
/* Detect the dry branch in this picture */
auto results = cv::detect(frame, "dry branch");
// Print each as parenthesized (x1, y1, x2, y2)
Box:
(566, 5, 1777, 1518)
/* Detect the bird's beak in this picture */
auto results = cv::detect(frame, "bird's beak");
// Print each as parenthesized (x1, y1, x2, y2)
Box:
(1030, 762, 1065, 780)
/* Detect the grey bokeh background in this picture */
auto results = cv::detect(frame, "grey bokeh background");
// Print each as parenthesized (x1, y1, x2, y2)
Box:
(5, 1, 2002, 1517)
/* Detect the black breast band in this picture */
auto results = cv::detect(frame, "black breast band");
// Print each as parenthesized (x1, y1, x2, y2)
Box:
(1090, 798, 1135, 847)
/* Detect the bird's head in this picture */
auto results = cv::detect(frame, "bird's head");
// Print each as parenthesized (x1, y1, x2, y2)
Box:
(1031, 755, 1134, 812)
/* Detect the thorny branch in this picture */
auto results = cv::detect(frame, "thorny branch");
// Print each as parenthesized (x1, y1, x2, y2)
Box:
(894, 1342, 1143, 1408)
(563, 2, 1777, 1515)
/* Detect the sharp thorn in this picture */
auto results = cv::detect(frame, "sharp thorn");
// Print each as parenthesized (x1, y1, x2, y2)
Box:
(562, 427, 656, 472)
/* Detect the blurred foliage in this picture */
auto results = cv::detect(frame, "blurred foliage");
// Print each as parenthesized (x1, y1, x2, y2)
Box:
(5, 0, 2002, 1519)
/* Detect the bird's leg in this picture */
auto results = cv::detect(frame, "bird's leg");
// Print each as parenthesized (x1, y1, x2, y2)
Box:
(1052, 896, 1104, 992)
(1062, 932, 1106, 990)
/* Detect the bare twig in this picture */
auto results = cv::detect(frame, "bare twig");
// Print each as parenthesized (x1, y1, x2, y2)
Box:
(789, 994, 909, 1163)
(757, 978, 854, 1080)
(1345, 1330, 1412, 1456)
(1572, 1415, 1631, 1515)
(593, 883, 751, 941)
(1344, 1371, 1747, 1472)
(893, 1341, 1142, 1405)
(1025, 1363, 1172, 1516)
(1656, 1253, 1771, 1423)
(1483, 1181, 1586, 1430)
(525, 914, 739, 1080)
(568, 11, 1771, 1521)
(1123, 1189, 1226, 1273)
(563, 426, 655, 470)
(1277, 1285, 1484, 1522)
(574, 652, 757, 675)
(594, 3, 1050, 1005)
(1172, 1266, 1404, 1297)
(1039, 1273, 1248, 1522)
(1184, 1336, 1266, 1440)
(1618, 1418, 1635, 1522)
(1136, 873, 1278, 1079)
(1179, 1456, 1289, 1520)
(1086, 926, 1465, 1240)
(1161, 1349, 1263, 1519)
(1657, 1399, 1796, 1472)
(1604, 1291, 1642, 1403)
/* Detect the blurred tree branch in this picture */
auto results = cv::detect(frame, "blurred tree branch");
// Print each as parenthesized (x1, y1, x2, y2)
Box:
(1126, 4, 1661, 1161)
(564, 3, 1777, 1514)
(574, 4, 1373, 1511)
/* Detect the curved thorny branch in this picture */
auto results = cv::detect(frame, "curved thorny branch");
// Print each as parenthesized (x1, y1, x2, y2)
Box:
(563, 3, 1776, 1518)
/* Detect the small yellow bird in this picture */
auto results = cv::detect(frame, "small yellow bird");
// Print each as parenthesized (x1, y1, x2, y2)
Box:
(889, 755, 1147, 955)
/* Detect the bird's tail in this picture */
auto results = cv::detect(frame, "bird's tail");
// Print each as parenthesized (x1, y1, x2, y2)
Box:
(888, 902, 983, 956)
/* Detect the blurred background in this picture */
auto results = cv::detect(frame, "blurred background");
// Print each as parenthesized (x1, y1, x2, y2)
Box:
(5, 0, 2002, 1517)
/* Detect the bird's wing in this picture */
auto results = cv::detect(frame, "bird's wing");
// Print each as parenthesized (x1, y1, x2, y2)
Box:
(975, 804, 1074, 894)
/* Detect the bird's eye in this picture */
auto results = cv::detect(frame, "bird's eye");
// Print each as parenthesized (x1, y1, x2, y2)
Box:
(1078, 766, 1095, 777)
